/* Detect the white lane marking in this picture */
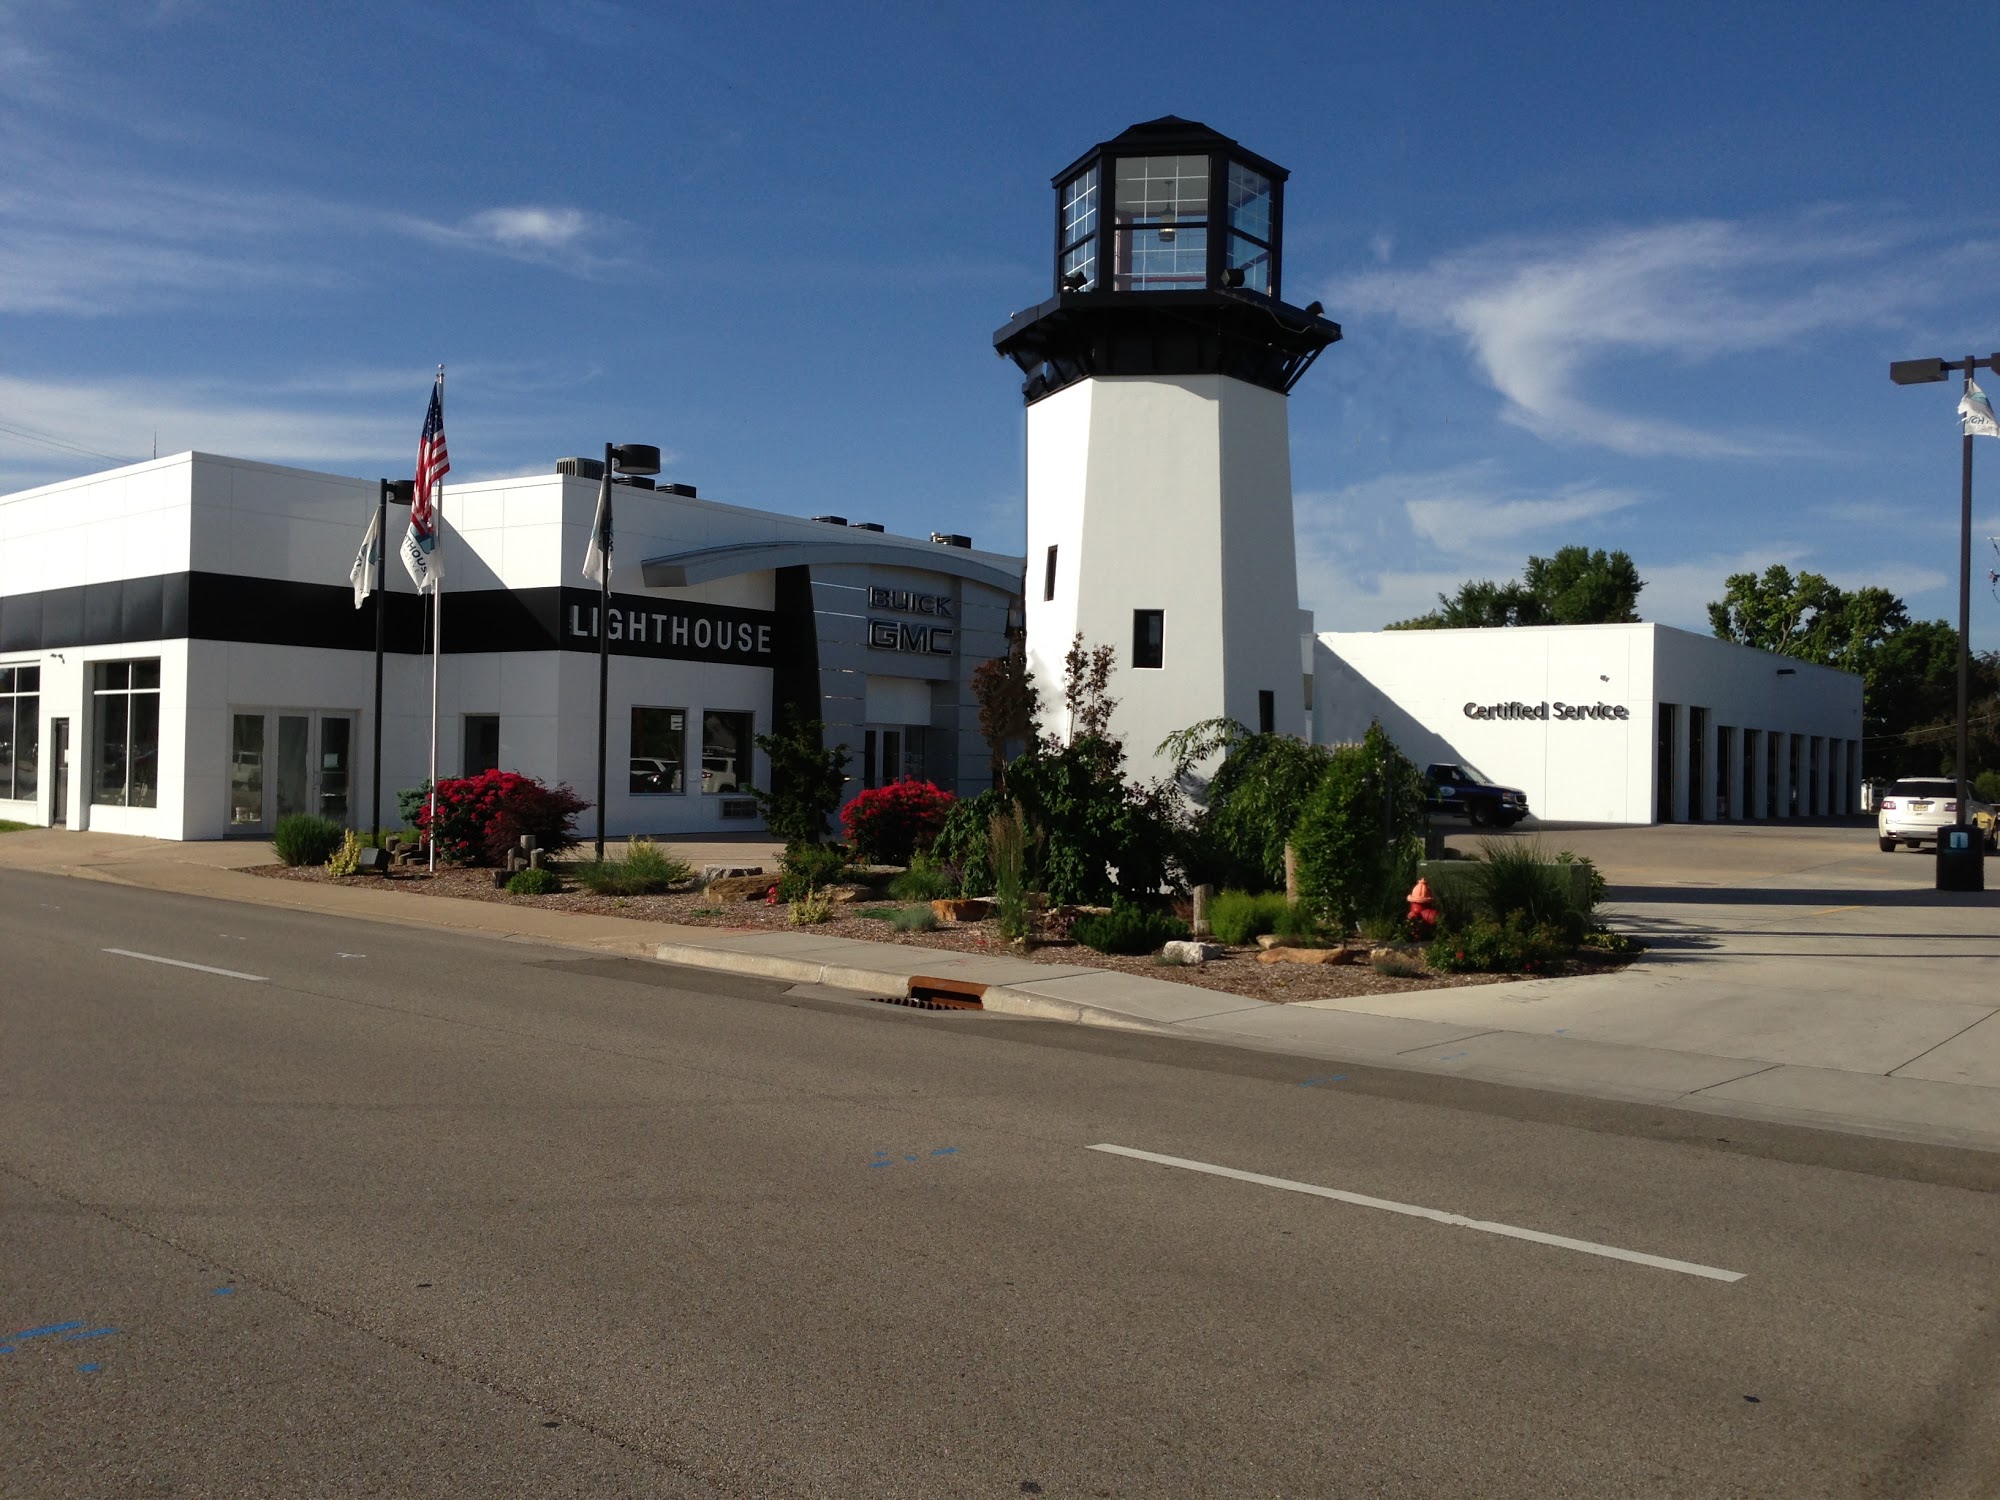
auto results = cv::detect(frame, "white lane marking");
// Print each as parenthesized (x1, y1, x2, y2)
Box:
(336, 952, 367, 960)
(103, 949, 268, 983)
(1088, 1144, 1745, 1283)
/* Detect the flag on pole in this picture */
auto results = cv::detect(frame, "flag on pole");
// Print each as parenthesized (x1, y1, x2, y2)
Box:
(349, 506, 380, 609)
(1960, 379, 2000, 439)
(582, 463, 613, 585)
(402, 370, 450, 590)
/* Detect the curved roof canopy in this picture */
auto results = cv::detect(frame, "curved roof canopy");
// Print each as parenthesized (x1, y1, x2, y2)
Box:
(640, 540, 1023, 594)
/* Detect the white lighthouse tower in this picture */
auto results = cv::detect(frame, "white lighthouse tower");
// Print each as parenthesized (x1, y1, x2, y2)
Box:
(996, 117, 1339, 778)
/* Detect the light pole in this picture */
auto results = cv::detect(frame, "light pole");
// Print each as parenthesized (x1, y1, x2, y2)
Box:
(593, 442, 662, 861)
(1889, 352, 1996, 891)
(373, 478, 415, 843)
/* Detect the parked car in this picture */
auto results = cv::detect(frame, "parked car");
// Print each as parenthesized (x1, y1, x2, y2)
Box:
(1424, 762, 1529, 827)
(1876, 777, 1998, 852)
(629, 757, 683, 794)
(700, 754, 740, 794)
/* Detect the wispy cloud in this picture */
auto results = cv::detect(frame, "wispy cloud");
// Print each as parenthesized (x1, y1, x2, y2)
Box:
(1334, 216, 1929, 459)
(395, 204, 633, 274)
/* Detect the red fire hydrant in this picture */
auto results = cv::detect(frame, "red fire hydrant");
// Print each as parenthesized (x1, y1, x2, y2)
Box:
(1405, 877, 1438, 930)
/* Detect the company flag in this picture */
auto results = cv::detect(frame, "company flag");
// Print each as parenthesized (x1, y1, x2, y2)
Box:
(349, 506, 380, 609)
(1960, 379, 2000, 439)
(402, 370, 450, 590)
(582, 463, 613, 586)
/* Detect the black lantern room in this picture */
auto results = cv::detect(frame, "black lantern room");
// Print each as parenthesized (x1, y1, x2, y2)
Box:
(995, 117, 1341, 403)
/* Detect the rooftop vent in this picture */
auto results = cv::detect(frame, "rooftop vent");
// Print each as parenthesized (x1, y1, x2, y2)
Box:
(811, 514, 849, 526)
(659, 482, 698, 498)
(612, 475, 656, 490)
(850, 521, 885, 532)
(557, 456, 605, 480)
(930, 532, 972, 548)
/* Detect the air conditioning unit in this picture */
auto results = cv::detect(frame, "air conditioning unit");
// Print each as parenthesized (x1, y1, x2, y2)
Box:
(849, 521, 884, 532)
(930, 532, 973, 548)
(556, 456, 605, 480)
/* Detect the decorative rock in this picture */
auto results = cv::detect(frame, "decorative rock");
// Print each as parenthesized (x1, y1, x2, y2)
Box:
(492, 869, 512, 889)
(705, 873, 780, 902)
(1255, 945, 1359, 966)
(529, 848, 545, 871)
(1161, 940, 1224, 965)
(931, 898, 994, 923)
(1256, 934, 1282, 951)
(1190, 884, 1214, 939)
(829, 884, 871, 904)
(702, 864, 765, 882)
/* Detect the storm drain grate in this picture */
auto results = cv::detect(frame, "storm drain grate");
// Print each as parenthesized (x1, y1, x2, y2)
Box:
(872, 975, 988, 1011)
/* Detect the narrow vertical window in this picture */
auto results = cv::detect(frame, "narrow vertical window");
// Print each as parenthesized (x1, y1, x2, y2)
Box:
(1258, 690, 1275, 735)
(1132, 609, 1164, 669)
(1043, 544, 1058, 602)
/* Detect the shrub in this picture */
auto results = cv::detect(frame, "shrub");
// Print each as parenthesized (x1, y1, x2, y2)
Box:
(747, 718, 849, 846)
(1372, 953, 1425, 979)
(1977, 770, 2000, 805)
(1070, 903, 1190, 955)
(1581, 927, 1644, 955)
(788, 885, 834, 925)
(888, 853, 956, 902)
(507, 867, 561, 896)
(1164, 719, 1337, 891)
(989, 802, 1034, 942)
(890, 904, 939, 932)
(1290, 722, 1427, 935)
(930, 788, 1003, 895)
(274, 813, 345, 867)
(418, 770, 588, 865)
(1208, 889, 1288, 946)
(1427, 915, 1569, 974)
(841, 780, 956, 865)
(1272, 900, 1328, 946)
(778, 841, 848, 900)
(1008, 736, 1181, 905)
(573, 837, 694, 896)
(396, 782, 433, 832)
(325, 828, 364, 877)
(1476, 839, 1592, 943)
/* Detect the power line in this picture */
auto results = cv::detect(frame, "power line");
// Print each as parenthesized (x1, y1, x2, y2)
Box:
(0, 416, 141, 465)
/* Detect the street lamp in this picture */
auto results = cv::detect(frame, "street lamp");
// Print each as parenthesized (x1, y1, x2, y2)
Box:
(1888, 352, 2000, 891)
(594, 442, 662, 861)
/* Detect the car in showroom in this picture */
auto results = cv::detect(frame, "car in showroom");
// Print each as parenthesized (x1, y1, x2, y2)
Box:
(1424, 762, 1530, 827)
(1876, 777, 1998, 852)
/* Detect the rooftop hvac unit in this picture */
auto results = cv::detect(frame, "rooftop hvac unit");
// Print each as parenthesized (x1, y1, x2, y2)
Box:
(930, 532, 972, 548)
(659, 482, 698, 498)
(811, 515, 849, 526)
(556, 456, 605, 480)
(850, 521, 885, 532)
(612, 475, 656, 490)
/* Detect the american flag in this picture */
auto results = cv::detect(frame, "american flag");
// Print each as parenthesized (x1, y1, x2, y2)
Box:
(401, 368, 450, 591)
(415, 370, 450, 528)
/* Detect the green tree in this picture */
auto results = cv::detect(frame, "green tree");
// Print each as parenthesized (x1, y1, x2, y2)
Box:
(1289, 723, 1428, 933)
(748, 718, 850, 847)
(1389, 546, 1643, 629)
(1159, 716, 1334, 891)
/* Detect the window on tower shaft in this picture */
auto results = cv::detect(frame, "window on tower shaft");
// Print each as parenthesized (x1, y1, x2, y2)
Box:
(1043, 545, 1057, 602)
(1133, 609, 1164, 669)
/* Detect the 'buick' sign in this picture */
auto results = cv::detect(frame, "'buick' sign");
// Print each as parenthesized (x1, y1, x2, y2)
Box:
(1464, 699, 1630, 722)
(866, 585, 954, 656)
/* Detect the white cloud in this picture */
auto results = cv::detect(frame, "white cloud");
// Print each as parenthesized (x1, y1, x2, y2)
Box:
(1334, 217, 1924, 459)
(400, 205, 628, 272)
(1406, 483, 1640, 555)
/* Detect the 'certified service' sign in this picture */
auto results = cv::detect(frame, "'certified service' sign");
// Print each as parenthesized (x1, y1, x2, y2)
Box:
(1463, 699, 1630, 722)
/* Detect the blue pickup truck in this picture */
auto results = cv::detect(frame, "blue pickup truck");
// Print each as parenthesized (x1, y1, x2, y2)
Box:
(1424, 763, 1530, 827)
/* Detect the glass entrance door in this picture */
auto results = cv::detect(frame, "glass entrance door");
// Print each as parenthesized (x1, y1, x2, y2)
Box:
(229, 710, 355, 834)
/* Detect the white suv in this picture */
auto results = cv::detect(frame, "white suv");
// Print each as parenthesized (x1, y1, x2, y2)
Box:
(1877, 777, 1997, 852)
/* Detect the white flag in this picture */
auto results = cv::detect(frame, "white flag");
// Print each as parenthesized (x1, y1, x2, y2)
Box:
(1960, 379, 2000, 439)
(349, 507, 380, 609)
(582, 466, 613, 585)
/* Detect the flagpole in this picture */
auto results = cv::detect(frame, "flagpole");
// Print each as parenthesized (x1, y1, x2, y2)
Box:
(596, 440, 612, 862)
(372, 478, 387, 841)
(428, 365, 444, 876)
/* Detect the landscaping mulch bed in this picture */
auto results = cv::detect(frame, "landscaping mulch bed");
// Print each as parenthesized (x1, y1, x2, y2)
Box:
(248, 862, 1626, 1004)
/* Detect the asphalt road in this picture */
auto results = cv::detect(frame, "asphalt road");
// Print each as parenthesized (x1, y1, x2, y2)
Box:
(4, 869, 1998, 1497)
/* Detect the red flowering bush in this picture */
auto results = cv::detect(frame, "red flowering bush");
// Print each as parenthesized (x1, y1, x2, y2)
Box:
(840, 779, 956, 865)
(415, 770, 589, 865)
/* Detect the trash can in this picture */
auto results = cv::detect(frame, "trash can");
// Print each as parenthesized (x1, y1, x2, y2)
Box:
(1936, 824, 1985, 892)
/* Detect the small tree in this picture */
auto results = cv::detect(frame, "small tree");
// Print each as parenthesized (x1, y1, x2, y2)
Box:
(1161, 717, 1336, 892)
(748, 718, 849, 847)
(1289, 723, 1427, 933)
(972, 639, 1040, 789)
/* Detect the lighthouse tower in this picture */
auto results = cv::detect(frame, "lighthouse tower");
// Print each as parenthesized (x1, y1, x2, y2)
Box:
(995, 117, 1339, 778)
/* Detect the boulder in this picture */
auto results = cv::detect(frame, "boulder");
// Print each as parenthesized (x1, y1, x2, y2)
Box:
(702, 864, 766, 881)
(705, 873, 780, 902)
(1255, 946, 1360, 966)
(1161, 940, 1225, 965)
(931, 898, 994, 923)
(829, 884, 872, 904)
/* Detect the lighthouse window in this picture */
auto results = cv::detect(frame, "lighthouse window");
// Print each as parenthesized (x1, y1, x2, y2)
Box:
(1226, 162, 1275, 295)
(1113, 155, 1210, 292)
(1059, 166, 1099, 290)
(1133, 609, 1165, 670)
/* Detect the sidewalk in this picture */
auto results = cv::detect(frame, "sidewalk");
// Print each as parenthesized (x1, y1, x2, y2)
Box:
(5, 825, 1997, 1153)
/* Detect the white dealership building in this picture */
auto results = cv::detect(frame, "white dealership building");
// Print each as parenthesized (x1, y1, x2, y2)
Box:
(1312, 623, 1864, 825)
(0, 451, 1021, 841)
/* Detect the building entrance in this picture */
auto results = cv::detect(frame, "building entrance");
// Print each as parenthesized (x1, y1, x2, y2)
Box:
(229, 709, 354, 834)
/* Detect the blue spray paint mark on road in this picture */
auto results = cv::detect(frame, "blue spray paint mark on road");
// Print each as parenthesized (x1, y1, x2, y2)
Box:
(61, 1328, 117, 1342)
(1437, 1052, 1469, 1062)
(930, 1147, 958, 1156)
(77, 1363, 101, 1374)
(12, 1323, 85, 1341)
(1300, 1075, 1349, 1088)
(212, 1287, 235, 1296)
(867, 1160, 893, 1169)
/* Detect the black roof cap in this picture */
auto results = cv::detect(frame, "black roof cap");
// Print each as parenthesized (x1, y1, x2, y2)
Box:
(1052, 116, 1287, 187)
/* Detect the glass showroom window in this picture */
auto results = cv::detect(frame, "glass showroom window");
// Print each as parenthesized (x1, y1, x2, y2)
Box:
(0, 664, 39, 800)
(93, 659, 161, 808)
(701, 711, 753, 794)
(1112, 154, 1209, 291)
(631, 706, 688, 795)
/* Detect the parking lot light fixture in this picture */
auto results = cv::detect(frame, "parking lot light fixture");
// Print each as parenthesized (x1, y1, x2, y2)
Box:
(1888, 351, 1997, 890)
(594, 442, 663, 862)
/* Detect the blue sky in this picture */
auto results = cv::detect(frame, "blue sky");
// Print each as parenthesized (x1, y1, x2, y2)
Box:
(4, 2, 1998, 648)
